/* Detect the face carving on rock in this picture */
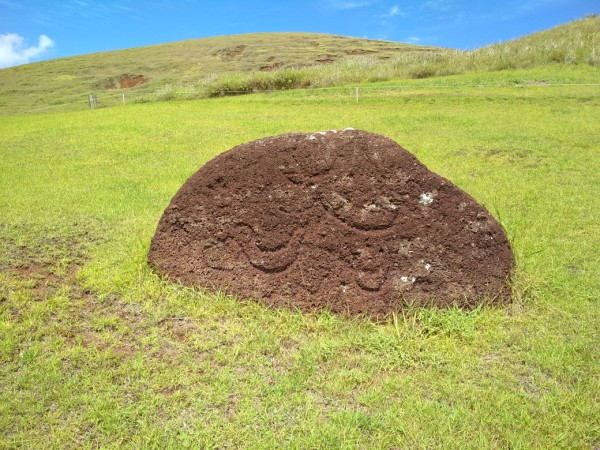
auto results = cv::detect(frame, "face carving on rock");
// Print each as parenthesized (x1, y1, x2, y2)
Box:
(148, 129, 514, 316)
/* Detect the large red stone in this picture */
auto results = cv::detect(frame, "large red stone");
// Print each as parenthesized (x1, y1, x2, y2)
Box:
(148, 129, 514, 316)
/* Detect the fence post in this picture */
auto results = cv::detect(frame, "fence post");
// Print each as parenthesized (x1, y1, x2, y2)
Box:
(122, 93, 125, 105)
(88, 93, 98, 109)
(355, 86, 359, 103)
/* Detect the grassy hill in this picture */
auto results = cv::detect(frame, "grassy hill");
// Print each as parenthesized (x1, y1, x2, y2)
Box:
(216, 15, 599, 93)
(0, 15, 598, 115)
(467, 14, 599, 68)
(0, 32, 437, 115)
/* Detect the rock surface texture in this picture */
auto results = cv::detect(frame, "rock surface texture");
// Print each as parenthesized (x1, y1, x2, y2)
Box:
(148, 129, 514, 316)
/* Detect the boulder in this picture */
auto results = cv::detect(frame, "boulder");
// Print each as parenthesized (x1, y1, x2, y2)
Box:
(148, 129, 514, 316)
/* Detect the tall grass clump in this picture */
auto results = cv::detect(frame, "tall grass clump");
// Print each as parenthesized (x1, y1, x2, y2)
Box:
(467, 16, 600, 70)
(141, 69, 313, 102)
(200, 69, 312, 97)
(151, 83, 199, 102)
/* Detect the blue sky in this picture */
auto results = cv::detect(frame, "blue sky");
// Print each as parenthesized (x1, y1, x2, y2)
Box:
(0, 0, 597, 68)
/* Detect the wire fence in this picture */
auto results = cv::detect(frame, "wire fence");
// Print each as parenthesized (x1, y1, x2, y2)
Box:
(3, 81, 600, 116)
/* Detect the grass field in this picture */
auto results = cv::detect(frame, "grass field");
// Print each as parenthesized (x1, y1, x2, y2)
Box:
(0, 64, 599, 448)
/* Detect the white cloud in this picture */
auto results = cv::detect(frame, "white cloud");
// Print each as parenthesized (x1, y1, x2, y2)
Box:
(0, 33, 54, 68)
(406, 36, 421, 43)
(381, 5, 403, 17)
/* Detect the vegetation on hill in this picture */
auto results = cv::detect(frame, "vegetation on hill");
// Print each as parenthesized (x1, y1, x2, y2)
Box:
(0, 15, 597, 115)
(158, 15, 599, 100)
(0, 32, 436, 115)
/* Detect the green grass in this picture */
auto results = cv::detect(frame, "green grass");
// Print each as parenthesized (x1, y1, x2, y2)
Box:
(0, 65, 599, 448)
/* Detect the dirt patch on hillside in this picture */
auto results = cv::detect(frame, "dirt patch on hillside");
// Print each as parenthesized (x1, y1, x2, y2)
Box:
(92, 74, 146, 90)
(119, 74, 145, 88)
(344, 49, 376, 55)
(148, 130, 514, 317)
(260, 62, 285, 72)
(316, 55, 336, 64)
(213, 45, 247, 61)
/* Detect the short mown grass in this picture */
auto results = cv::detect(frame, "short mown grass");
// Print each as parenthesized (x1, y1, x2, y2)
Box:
(0, 65, 598, 448)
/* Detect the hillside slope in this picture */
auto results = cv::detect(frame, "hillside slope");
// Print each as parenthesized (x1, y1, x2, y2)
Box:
(0, 32, 437, 115)
(468, 14, 599, 68)
(0, 16, 597, 115)
(155, 16, 598, 101)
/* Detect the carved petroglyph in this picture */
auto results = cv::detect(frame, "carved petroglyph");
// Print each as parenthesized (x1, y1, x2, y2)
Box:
(148, 130, 514, 316)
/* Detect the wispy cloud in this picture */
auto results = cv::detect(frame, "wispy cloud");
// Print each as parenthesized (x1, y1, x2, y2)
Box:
(406, 36, 421, 43)
(0, 33, 54, 68)
(519, 0, 574, 10)
(422, 0, 454, 12)
(381, 5, 403, 18)
(24, 0, 140, 29)
(70, 0, 137, 18)
(0, 0, 22, 7)
(115, 4, 136, 13)
(327, 0, 374, 10)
